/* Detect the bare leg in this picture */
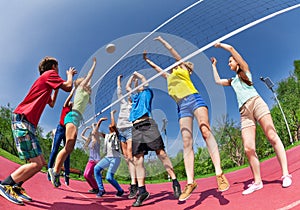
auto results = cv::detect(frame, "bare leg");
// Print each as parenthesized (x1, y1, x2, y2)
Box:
(134, 154, 145, 187)
(259, 114, 289, 176)
(179, 116, 194, 184)
(194, 107, 222, 175)
(11, 155, 45, 183)
(156, 149, 176, 179)
(242, 125, 262, 184)
(54, 123, 77, 174)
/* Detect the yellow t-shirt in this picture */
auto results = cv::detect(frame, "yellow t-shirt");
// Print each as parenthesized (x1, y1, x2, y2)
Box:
(167, 67, 198, 102)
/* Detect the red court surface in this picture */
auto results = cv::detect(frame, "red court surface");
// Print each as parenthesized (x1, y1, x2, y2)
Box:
(1, 145, 300, 210)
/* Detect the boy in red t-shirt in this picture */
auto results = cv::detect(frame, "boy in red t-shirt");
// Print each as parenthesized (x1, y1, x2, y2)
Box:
(0, 56, 76, 205)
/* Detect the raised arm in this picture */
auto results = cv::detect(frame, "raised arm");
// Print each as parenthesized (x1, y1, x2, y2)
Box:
(94, 117, 107, 138)
(126, 75, 135, 93)
(63, 86, 75, 107)
(211, 57, 231, 86)
(81, 126, 91, 142)
(60, 67, 77, 92)
(133, 71, 148, 87)
(143, 50, 168, 79)
(154, 36, 182, 61)
(80, 57, 97, 87)
(214, 43, 249, 72)
(117, 75, 126, 104)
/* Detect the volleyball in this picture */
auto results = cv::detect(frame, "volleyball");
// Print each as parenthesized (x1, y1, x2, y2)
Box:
(106, 43, 116, 53)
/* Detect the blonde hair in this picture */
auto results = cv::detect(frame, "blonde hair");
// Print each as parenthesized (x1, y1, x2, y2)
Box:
(75, 77, 92, 102)
(184, 61, 194, 72)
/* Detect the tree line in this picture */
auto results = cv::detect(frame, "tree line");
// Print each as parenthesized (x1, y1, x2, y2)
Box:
(1, 60, 299, 182)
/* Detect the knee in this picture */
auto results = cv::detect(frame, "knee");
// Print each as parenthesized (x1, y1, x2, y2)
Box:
(106, 174, 113, 182)
(200, 127, 211, 140)
(244, 146, 256, 156)
(266, 130, 279, 144)
(94, 165, 102, 174)
(65, 146, 74, 154)
(32, 162, 43, 172)
(182, 137, 193, 149)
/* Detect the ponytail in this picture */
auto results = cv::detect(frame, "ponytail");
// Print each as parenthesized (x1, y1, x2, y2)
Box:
(237, 68, 253, 86)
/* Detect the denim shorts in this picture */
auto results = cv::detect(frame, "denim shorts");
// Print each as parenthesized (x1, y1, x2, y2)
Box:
(117, 127, 132, 143)
(11, 113, 42, 160)
(177, 93, 208, 119)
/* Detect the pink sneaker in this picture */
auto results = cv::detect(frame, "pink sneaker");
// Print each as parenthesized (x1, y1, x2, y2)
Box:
(281, 174, 292, 188)
(242, 182, 263, 195)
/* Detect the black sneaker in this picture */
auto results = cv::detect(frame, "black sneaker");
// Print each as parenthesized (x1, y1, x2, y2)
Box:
(173, 184, 181, 199)
(115, 189, 124, 197)
(48, 168, 61, 188)
(0, 184, 23, 205)
(88, 188, 99, 194)
(128, 184, 138, 199)
(47, 171, 51, 181)
(96, 190, 106, 197)
(65, 175, 70, 186)
(132, 191, 150, 207)
(13, 185, 32, 202)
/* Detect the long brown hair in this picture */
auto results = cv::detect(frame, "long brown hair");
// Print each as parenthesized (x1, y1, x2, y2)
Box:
(229, 56, 253, 86)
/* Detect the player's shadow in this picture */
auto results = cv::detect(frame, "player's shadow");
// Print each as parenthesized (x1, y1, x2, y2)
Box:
(180, 188, 230, 210)
(129, 190, 176, 207)
(236, 179, 282, 191)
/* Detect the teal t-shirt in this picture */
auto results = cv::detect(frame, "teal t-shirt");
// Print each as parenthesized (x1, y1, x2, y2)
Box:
(231, 72, 258, 108)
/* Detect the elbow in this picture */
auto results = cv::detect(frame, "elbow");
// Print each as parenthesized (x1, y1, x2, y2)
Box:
(215, 80, 222, 86)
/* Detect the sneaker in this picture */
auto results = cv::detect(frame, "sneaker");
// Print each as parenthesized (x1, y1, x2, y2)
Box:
(128, 184, 138, 199)
(132, 191, 150, 207)
(282, 174, 292, 188)
(178, 181, 197, 201)
(13, 185, 32, 202)
(88, 188, 99, 194)
(216, 173, 230, 192)
(116, 189, 124, 197)
(47, 171, 51, 181)
(65, 175, 70, 186)
(0, 184, 23, 205)
(96, 190, 106, 197)
(173, 184, 181, 199)
(242, 182, 263, 195)
(48, 168, 61, 188)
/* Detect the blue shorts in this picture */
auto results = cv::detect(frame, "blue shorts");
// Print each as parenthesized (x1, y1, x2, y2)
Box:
(177, 93, 208, 119)
(11, 113, 42, 160)
(117, 127, 132, 143)
(64, 110, 83, 128)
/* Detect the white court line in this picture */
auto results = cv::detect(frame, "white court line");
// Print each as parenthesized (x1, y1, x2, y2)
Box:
(65, 184, 102, 206)
(277, 200, 300, 210)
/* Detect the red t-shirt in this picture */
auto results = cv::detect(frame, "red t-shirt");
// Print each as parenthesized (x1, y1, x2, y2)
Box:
(59, 106, 71, 126)
(14, 70, 65, 127)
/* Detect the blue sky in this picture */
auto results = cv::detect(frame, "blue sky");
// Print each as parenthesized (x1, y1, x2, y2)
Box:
(1, 1, 299, 155)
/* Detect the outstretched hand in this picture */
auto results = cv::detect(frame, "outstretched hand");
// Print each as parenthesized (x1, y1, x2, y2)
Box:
(66, 67, 77, 76)
(214, 42, 222, 48)
(211, 57, 217, 66)
(143, 50, 148, 60)
(154, 36, 163, 41)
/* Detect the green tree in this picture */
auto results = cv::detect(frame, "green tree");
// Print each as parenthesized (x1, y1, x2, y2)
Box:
(273, 60, 300, 144)
(213, 116, 245, 167)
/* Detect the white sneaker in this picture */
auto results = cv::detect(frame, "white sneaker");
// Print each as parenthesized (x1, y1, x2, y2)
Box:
(242, 182, 263, 195)
(281, 174, 292, 188)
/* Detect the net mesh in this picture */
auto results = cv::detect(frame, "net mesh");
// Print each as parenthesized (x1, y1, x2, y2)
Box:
(79, 0, 300, 127)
